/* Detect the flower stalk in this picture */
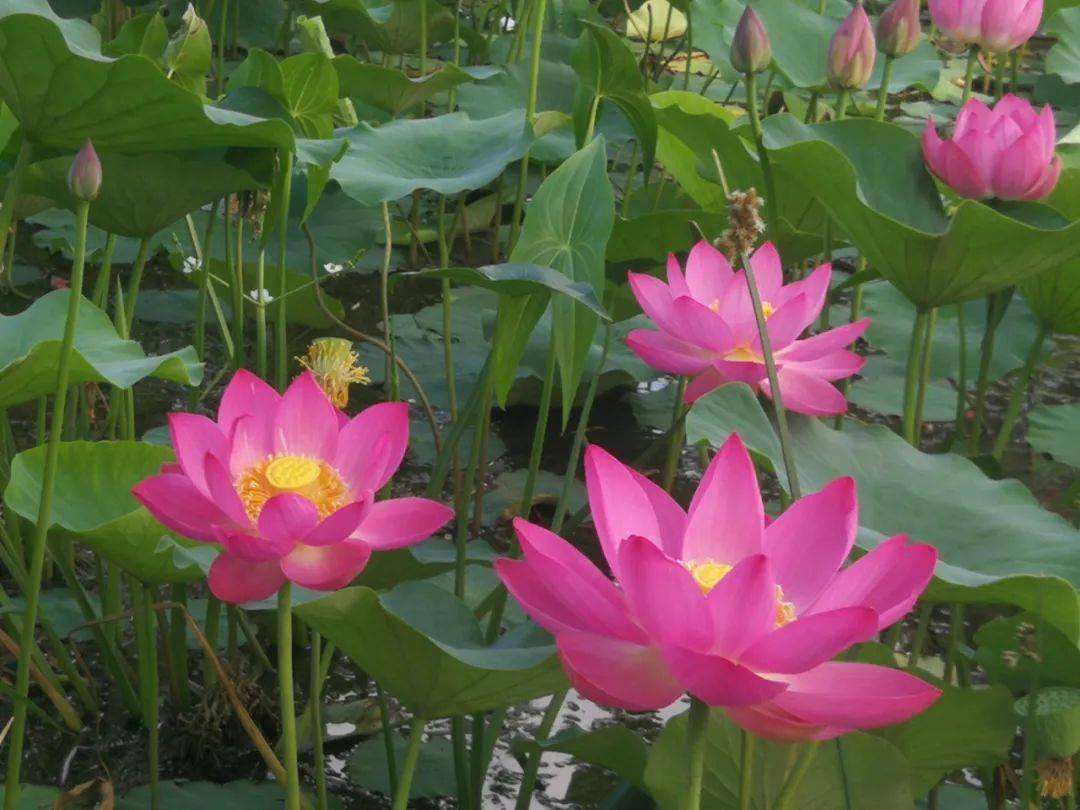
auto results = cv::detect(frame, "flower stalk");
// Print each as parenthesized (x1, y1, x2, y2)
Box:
(278, 582, 302, 810)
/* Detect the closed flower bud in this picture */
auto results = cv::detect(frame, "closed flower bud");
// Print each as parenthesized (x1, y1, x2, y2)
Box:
(67, 139, 101, 202)
(877, 0, 921, 58)
(828, 4, 877, 90)
(731, 7, 772, 75)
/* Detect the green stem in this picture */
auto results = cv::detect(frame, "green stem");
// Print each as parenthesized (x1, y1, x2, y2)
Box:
(685, 698, 710, 810)
(875, 56, 895, 120)
(216, 0, 230, 97)
(683, 6, 693, 90)
(275, 151, 295, 391)
(169, 583, 190, 711)
(993, 51, 1005, 99)
(661, 376, 687, 493)
(3, 198, 91, 810)
(953, 303, 969, 444)
(310, 631, 328, 810)
(737, 730, 754, 810)
(278, 583, 301, 810)
(91, 233, 118, 308)
(138, 585, 160, 810)
(0, 139, 33, 291)
(969, 293, 1002, 453)
(943, 603, 965, 685)
(437, 201, 458, 421)
(203, 595, 221, 689)
(514, 689, 567, 810)
(901, 310, 929, 445)
(123, 238, 152, 336)
(517, 331, 557, 525)
(835, 88, 851, 121)
(256, 245, 268, 379)
(990, 323, 1047, 460)
(507, 0, 549, 252)
(914, 308, 938, 437)
(452, 715, 473, 810)
(189, 203, 219, 370)
(961, 46, 979, 104)
(739, 248, 801, 499)
(551, 320, 612, 533)
(393, 714, 428, 810)
(775, 742, 820, 810)
(381, 202, 399, 400)
(743, 73, 780, 243)
(376, 684, 399, 796)
(906, 602, 933, 671)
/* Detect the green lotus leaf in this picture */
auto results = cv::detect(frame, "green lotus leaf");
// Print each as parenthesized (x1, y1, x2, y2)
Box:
(1028, 403, 1080, 468)
(0, 290, 202, 408)
(333, 56, 499, 117)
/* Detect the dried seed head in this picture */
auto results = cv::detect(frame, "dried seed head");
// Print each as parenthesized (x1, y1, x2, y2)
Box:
(1037, 758, 1074, 799)
(716, 188, 766, 256)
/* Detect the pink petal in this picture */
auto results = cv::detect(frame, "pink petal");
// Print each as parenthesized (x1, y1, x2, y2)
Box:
(739, 607, 878, 673)
(763, 477, 858, 609)
(670, 296, 735, 352)
(778, 319, 869, 362)
(684, 240, 734, 305)
(203, 454, 251, 527)
(661, 644, 787, 707)
(992, 123, 1050, 200)
(684, 367, 728, 403)
(625, 329, 714, 375)
(762, 293, 814, 351)
(273, 372, 338, 459)
(681, 434, 764, 564)
(628, 271, 680, 334)
(944, 135, 995, 199)
(496, 518, 644, 641)
(303, 500, 371, 547)
(132, 473, 232, 543)
(726, 701, 841, 742)
(208, 553, 285, 604)
(333, 401, 410, 495)
(617, 535, 713, 651)
(749, 242, 784, 301)
(257, 493, 318, 553)
(666, 253, 690, 297)
(228, 413, 273, 476)
(704, 554, 780, 659)
(557, 630, 684, 712)
(281, 541, 373, 591)
(806, 534, 937, 629)
(217, 369, 280, 436)
(168, 412, 230, 497)
(1022, 154, 1062, 200)
(217, 529, 285, 563)
(584, 444, 664, 575)
(784, 350, 866, 381)
(773, 662, 940, 729)
(762, 365, 849, 416)
(773, 265, 831, 331)
(623, 465, 688, 558)
(351, 496, 453, 550)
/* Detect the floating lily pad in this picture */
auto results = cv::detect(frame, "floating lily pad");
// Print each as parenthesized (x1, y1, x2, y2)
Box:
(1028, 403, 1080, 468)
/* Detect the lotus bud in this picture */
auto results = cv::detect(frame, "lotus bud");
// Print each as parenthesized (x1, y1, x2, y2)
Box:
(877, 0, 921, 58)
(67, 139, 101, 202)
(828, 4, 877, 90)
(730, 7, 772, 75)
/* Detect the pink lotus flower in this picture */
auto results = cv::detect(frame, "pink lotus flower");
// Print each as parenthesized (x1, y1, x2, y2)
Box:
(495, 437, 940, 740)
(133, 370, 453, 603)
(626, 241, 869, 416)
(928, 0, 1042, 52)
(922, 95, 1062, 201)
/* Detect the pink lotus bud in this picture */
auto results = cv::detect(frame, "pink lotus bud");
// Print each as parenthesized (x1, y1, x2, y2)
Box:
(67, 140, 101, 202)
(828, 5, 877, 90)
(928, 0, 1042, 52)
(730, 7, 772, 75)
(922, 94, 1061, 201)
(877, 0, 921, 58)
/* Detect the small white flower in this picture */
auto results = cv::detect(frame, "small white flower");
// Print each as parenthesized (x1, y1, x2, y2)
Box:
(248, 288, 274, 304)
(323, 261, 345, 275)
(181, 256, 201, 275)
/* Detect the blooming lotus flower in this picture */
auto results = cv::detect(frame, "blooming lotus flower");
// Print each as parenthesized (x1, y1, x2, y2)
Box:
(495, 437, 940, 739)
(922, 95, 1062, 201)
(133, 370, 453, 603)
(828, 4, 876, 90)
(928, 0, 1042, 52)
(626, 241, 869, 415)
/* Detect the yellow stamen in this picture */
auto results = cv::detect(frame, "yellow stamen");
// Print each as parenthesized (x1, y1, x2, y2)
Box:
(1037, 758, 1074, 799)
(761, 300, 775, 319)
(724, 344, 761, 363)
(296, 337, 370, 408)
(684, 558, 795, 627)
(709, 298, 722, 314)
(236, 455, 348, 522)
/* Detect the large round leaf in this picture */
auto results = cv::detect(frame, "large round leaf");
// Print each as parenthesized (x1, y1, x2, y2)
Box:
(0, 1, 293, 152)
(0, 290, 202, 409)
(330, 111, 533, 206)
(762, 115, 1080, 308)
(687, 384, 1080, 639)
(1028, 403, 1080, 468)
(333, 56, 497, 118)
(4, 441, 205, 583)
(1021, 261, 1080, 334)
(295, 581, 567, 718)
(644, 708, 914, 809)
